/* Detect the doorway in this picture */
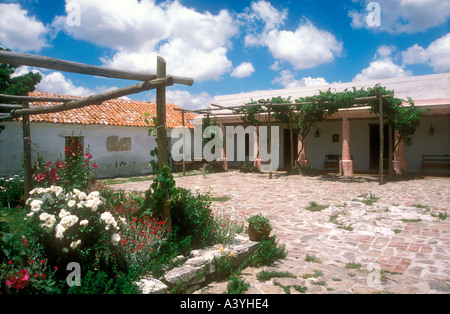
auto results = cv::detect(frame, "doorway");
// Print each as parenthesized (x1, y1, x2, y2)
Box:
(369, 124, 392, 170)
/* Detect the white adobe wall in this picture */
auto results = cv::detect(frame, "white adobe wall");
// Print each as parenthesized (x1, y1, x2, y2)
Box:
(405, 115, 450, 173)
(0, 122, 161, 179)
(305, 115, 450, 173)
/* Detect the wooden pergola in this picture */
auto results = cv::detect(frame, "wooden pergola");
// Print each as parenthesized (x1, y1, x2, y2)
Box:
(0, 51, 194, 197)
(176, 93, 392, 184)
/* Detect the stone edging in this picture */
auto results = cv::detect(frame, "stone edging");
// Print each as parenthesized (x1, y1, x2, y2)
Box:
(136, 233, 260, 294)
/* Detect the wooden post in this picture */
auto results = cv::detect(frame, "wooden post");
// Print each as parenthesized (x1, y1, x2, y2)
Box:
(388, 124, 393, 177)
(289, 110, 294, 172)
(268, 107, 272, 179)
(155, 56, 171, 229)
(22, 101, 32, 198)
(379, 93, 384, 185)
(182, 110, 186, 176)
(156, 56, 168, 169)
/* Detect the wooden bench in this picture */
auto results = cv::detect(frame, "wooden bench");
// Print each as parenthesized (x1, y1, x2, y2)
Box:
(421, 155, 450, 173)
(323, 154, 341, 172)
(172, 158, 205, 172)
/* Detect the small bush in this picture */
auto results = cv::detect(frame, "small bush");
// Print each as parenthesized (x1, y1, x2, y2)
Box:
(0, 175, 24, 208)
(239, 161, 259, 173)
(225, 275, 250, 294)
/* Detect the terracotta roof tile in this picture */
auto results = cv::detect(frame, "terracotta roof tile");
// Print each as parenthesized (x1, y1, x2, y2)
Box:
(26, 91, 197, 129)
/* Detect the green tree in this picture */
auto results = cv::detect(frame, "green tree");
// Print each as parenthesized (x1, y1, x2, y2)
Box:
(0, 47, 42, 100)
(0, 47, 42, 132)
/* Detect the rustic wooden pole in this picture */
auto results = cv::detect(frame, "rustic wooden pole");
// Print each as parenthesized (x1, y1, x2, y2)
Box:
(182, 110, 186, 176)
(379, 93, 384, 185)
(156, 56, 171, 229)
(388, 124, 393, 177)
(268, 107, 272, 179)
(22, 101, 32, 199)
(0, 51, 193, 86)
(156, 56, 168, 169)
(0, 77, 173, 121)
(289, 110, 294, 172)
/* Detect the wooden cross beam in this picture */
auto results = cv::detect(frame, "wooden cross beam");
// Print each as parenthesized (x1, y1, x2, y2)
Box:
(0, 51, 193, 86)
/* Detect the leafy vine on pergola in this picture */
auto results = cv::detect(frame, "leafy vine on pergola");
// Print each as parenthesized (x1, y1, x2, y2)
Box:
(232, 84, 424, 167)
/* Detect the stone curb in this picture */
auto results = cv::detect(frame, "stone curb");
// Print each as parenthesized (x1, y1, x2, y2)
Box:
(135, 233, 260, 294)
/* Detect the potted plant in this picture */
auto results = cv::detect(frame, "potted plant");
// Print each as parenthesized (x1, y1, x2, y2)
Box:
(247, 214, 271, 241)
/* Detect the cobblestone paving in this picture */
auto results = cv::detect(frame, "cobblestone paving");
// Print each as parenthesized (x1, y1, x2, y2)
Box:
(112, 171, 450, 294)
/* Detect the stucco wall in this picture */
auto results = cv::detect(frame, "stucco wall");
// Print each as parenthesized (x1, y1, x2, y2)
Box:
(305, 115, 450, 173)
(0, 122, 161, 179)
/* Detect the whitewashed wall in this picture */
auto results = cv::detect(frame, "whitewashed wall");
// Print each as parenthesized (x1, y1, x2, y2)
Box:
(306, 115, 450, 173)
(0, 122, 163, 179)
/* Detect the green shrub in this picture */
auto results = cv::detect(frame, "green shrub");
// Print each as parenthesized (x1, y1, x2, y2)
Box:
(249, 236, 287, 267)
(239, 161, 258, 173)
(225, 275, 250, 294)
(204, 161, 225, 173)
(0, 175, 24, 208)
(67, 270, 141, 294)
(247, 214, 271, 231)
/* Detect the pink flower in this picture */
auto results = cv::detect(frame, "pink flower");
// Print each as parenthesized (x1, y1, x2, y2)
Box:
(6, 269, 30, 290)
(92, 163, 98, 169)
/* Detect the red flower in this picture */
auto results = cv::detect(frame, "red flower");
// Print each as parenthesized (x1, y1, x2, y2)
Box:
(92, 163, 99, 169)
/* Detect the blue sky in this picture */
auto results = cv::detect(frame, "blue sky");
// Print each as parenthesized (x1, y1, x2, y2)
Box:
(1, 0, 449, 109)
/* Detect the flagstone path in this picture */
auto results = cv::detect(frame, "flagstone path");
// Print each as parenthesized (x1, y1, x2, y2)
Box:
(111, 171, 450, 294)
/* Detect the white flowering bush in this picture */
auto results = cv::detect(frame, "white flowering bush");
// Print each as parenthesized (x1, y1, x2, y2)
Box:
(25, 186, 123, 267)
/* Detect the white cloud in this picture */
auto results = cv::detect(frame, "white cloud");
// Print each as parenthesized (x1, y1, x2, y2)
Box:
(0, 3, 48, 52)
(263, 22, 343, 70)
(231, 62, 255, 78)
(272, 70, 329, 88)
(402, 33, 450, 73)
(165, 90, 213, 110)
(402, 44, 429, 65)
(349, 0, 450, 34)
(55, 0, 238, 82)
(242, 1, 342, 70)
(36, 72, 95, 97)
(353, 58, 412, 82)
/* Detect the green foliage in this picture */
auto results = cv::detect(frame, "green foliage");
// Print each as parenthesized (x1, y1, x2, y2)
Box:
(0, 47, 42, 100)
(225, 275, 250, 294)
(0, 230, 62, 294)
(233, 85, 424, 166)
(212, 251, 234, 280)
(238, 161, 259, 173)
(204, 160, 226, 173)
(256, 270, 296, 282)
(67, 270, 141, 294)
(141, 165, 176, 218)
(248, 236, 287, 267)
(306, 201, 329, 212)
(247, 214, 271, 231)
(0, 175, 24, 208)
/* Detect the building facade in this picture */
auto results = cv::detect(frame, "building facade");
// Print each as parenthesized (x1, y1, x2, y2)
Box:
(0, 91, 195, 179)
(209, 73, 450, 175)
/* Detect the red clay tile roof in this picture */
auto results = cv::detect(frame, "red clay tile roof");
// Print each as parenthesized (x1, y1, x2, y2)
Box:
(25, 91, 196, 129)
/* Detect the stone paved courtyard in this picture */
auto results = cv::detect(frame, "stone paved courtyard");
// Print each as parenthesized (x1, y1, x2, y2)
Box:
(112, 171, 450, 294)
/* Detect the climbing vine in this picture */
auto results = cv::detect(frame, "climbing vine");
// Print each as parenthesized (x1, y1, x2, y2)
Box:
(232, 84, 425, 168)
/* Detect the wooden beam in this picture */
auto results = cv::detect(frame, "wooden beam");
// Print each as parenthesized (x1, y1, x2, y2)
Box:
(0, 94, 73, 103)
(0, 51, 193, 86)
(0, 77, 173, 121)
(0, 104, 22, 109)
